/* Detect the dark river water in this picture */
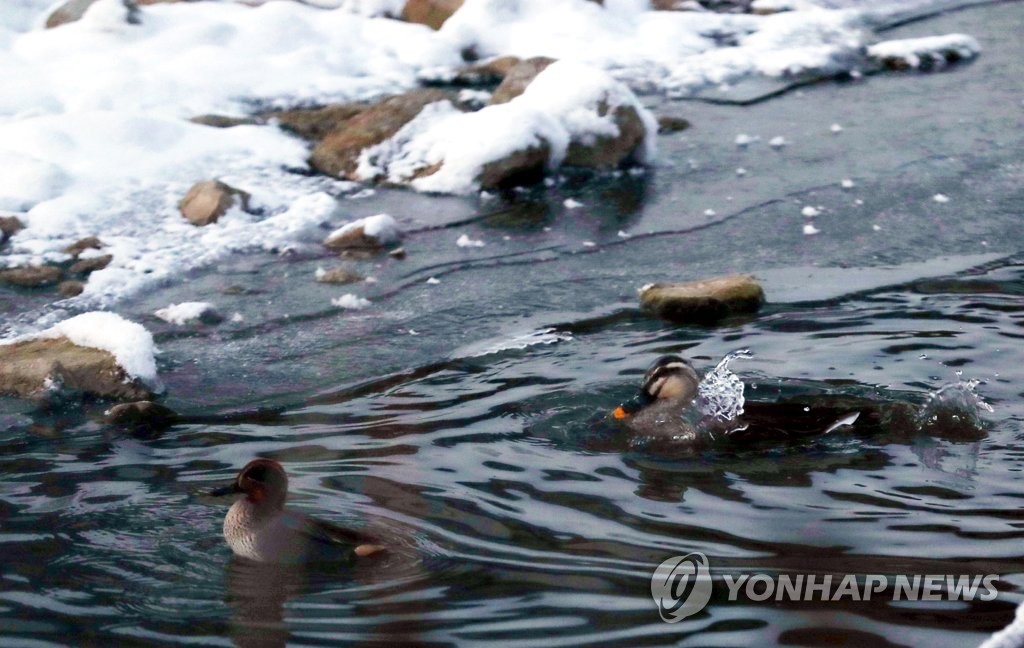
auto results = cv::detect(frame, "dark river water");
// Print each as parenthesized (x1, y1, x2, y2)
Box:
(2, 3, 1024, 647)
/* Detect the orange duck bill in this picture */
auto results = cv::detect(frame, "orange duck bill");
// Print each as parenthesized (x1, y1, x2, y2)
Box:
(613, 390, 654, 419)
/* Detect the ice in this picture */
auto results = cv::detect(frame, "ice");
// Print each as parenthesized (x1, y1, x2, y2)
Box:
(154, 301, 218, 325)
(735, 133, 759, 147)
(803, 223, 821, 235)
(801, 205, 821, 217)
(932, 193, 950, 203)
(456, 234, 485, 248)
(331, 294, 371, 310)
(841, 178, 854, 189)
(769, 135, 788, 148)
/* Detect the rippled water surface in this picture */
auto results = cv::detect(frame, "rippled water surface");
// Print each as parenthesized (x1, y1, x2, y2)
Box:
(3, 3, 1024, 647)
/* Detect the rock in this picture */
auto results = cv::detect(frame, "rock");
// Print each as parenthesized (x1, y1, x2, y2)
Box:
(323, 214, 402, 250)
(0, 337, 152, 400)
(0, 215, 24, 242)
(488, 57, 557, 105)
(452, 56, 523, 85)
(0, 266, 62, 288)
(639, 274, 765, 323)
(315, 267, 364, 284)
(46, 0, 107, 28)
(104, 400, 178, 428)
(388, 247, 407, 260)
(478, 143, 551, 189)
(265, 104, 368, 141)
(154, 302, 223, 325)
(310, 89, 451, 180)
(189, 114, 264, 128)
(657, 115, 691, 134)
(58, 281, 86, 297)
(564, 103, 647, 169)
(69, 254, 112, 275)
(63, 236, 103, 257)
(179, 180, 249, 226)
(400, 0, 464, 30)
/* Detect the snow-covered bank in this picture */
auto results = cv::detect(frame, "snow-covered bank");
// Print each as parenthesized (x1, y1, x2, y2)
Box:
(0, 0, 981, 315)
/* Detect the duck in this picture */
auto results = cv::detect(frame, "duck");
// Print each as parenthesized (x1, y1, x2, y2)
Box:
(611, 355, 706, 443)
(210, 459, 385, 564)
(612, 354, 885, 445)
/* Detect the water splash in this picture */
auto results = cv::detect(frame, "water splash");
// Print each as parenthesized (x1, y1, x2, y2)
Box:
(916, 374, 993, 436)
(696, 349, 754, 423)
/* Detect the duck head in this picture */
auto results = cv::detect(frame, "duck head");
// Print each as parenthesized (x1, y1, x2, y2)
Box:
(211, 458, 289, 510)
(613, 355, 700, 419)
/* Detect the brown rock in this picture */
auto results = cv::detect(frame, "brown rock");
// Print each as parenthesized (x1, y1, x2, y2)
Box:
(63, 236, 103, 257)
(400, 0, 464, 30)
(0, 215, 24, 240)
(0, 337, 152, 400)
(310, 89, 451, 180)
(58, 281, 86, 297)
(315, 267, 364, 284)
(639, 274, 765, 323)
(104, 400, 178, 428)
(179, 180, 249, 226)
(0, 266, 62, 288)
(488, 57, 557, 105)
(452, 56, 522, 85)
(324, 227, 381, 251)
(69, 254, 113, 275)
(564, 104, 646, 169)
(266, 104, 368, 141)
(478, 143, 551, 189)
(46, 0, 103, 28)
(657, 115, 691, 134)
(189, 114, 264, 128)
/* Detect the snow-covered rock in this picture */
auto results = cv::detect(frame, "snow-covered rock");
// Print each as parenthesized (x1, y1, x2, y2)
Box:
(323, 213, 402, 249)
(154, 301, 222, 325)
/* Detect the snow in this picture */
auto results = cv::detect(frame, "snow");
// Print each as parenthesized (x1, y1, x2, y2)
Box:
(0, 0, 984, 314)
(14, 311, 158, 383)
(769, 135, 788, 148)
(980, 602, 1024, 648)
(868, 34, 981, 68)
(830, 123, 843, 133)
(933, 193, 950, 203)
(456, 234, 486, 248)
(801, 205, 821, 217)
(803, 223, 821, 235)
(357, 60, 657, 195)
(426, 277, 441, 285)
(841, 178, 854, 189)
(736, 167, 748, 176)
(154, 301, 218, 325)
(331, 293, 371, 309)
(324, 213, 402, 246)
(563, 198, 584, 209)
(735, 133, 759, 147)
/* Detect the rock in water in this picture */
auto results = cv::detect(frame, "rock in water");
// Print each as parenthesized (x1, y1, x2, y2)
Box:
(0, 215, 24, 243)
(63, 236, 103, 257)
(0, 266, 62, 288)
(266, 104, 368, 141)
(323, 214, 402, 250)
(488, 57, 557, 105)
(310, 89, 452, 180)
(69, 255, 112, 275)
(0, 338, 152, 400)
(315, 267, 364, 284)
(58, 281, 86, 297)
(639, 274, 765, 323)
(179, 180, 249, 226)
(105, 401, 178, 428)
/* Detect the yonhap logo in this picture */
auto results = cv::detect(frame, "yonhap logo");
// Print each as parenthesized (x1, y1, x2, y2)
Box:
(650, 552, 713, 623)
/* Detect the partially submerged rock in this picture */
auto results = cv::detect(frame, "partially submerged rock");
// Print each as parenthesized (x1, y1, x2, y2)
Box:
(179, 180, 250, 226)
(69, 254, 113, 275)
(310, 89, 452, 180)
(63, 236, 103, 257)
(452, 56, 523, 86)
(323, 214, 402, 250)
(0, 215, 24, 242)
(868, 34, 980, 71)
(58, 281, 86, 297)
(189, 114, 264, 129)
(639, 274, 765, 323)
(0, 337, 152, 400)
(0, 265, 62, 288)
(315, 267, 364, 284)
(267, 104, 368, 141)
(657, 116, 691, 134)
(105, 400, 178, 428)
(401, 0, 464, 30)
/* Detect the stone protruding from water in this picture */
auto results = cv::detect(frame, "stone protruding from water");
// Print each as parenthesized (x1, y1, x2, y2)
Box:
(0, 266, 62, 288)
(0, 337, 153, 400)
(401, 0, 464, 30)
(179, 180, 249, 226)
(639, 274, 765, 323)
(105, 400, 179, 428)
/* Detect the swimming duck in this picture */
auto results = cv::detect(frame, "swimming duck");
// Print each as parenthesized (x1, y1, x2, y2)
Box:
(612, 355, 705, 442)
(210, 459, 384, 564)
(612, 354, 882, 445)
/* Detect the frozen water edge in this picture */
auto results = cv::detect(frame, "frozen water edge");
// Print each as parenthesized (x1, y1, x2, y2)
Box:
(0, 0, 986, 321)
